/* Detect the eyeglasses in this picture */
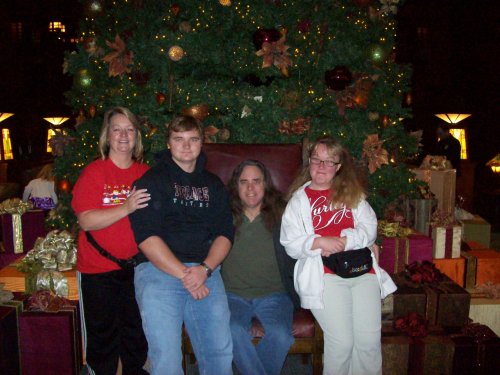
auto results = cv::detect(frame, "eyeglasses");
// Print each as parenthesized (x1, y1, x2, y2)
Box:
(309, 157, 341, 167)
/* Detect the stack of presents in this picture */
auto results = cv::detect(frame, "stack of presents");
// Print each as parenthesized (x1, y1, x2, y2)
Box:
(378, 157, 500, 374)
(0, 154, 499, 374)
(0, 199, 80, 374)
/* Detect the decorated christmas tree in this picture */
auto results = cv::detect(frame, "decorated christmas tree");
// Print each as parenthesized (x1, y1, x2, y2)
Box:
(50, 0, 421, 230)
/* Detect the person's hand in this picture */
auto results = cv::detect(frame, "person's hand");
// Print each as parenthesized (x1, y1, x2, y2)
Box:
(182, 266, 208, 292)
(319, 236, 346, 257)
(189, 284, 210, 300)
(124, 186, 151, 214)
(370, 243, 380, 263)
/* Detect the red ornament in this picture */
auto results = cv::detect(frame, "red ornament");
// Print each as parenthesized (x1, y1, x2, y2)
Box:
(171, 3, 180, 16)
(297, 19, 311, 33)
(352, 0, 374, 7)
(88, 105, 97, 118)
(57, 179, 71, 194)
(382, 115, 390, 128)
(156, 92, 166, 105)
(325, 66, 353, 91)
(252, 28, 281, 50)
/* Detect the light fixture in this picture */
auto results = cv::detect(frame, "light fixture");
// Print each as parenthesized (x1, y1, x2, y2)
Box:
(0, 113, 14, 160)
(0, 113, 14, 122)
(486, 154, 500, 173)
(43, 117, 70, 126)
(44, 117, 69, 153)
(435, 113, 472, 160)
(434, 113, 471, 124)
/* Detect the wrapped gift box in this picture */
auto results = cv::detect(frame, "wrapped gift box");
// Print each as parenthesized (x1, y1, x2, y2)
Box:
(461, 216, 491, 248)
(380, 234, 433, 274)
(0, 305, 20, 375)
(382, 332, 411, 375)
(431, 225, 461, 259)
(411, 169, 456, 215)
(447, 324, 500, 375)
(0, 292, 29, 375)
(19, 303, 82, 375)
(382, 326, 454, 375)
(467, 290, 500, 337)
(392, 274, 470, 328)
(0, 259, 78, 300)
(462, 249, 500, 287)
(432, 257, 465, 287)
(1, 211, 47, 254)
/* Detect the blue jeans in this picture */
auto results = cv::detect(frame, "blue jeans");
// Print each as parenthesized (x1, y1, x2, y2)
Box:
(227, 292, 294, 375)
(134, 262, 233, 375)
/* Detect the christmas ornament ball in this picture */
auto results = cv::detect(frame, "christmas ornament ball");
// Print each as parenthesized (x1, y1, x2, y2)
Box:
(88, 105, 97, 118)
(77, 69, 92, 87)
(324, 66, 353, 91)
(183, 104, 209, 121)
(156, 92, 166, 105)
(168, 45, 184, 61)
(179, 21, 192, 33)
(219, 0, 231, 6)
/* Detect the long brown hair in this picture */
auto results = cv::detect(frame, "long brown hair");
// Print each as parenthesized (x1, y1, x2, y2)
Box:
(228, 160, 285, 233)
(287, 136, 367, 208)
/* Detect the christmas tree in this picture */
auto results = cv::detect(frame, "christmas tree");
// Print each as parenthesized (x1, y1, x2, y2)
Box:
(51, 0, 421, 230)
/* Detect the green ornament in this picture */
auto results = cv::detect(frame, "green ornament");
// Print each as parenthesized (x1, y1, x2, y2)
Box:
(368, 43, 387, 64)
(77, 69, 92, 87)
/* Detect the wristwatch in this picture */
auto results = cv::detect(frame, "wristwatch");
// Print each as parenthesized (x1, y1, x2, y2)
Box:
(200, 262, 213, 278)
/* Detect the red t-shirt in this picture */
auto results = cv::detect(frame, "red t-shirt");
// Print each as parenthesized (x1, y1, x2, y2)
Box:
(305, 187, 374, 274)
(71, 158, 149, 274)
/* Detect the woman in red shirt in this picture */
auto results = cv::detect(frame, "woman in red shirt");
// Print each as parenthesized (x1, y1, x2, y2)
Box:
(72, 107, 150, 375)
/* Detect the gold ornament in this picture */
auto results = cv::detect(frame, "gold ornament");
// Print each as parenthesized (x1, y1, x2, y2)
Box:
(362, 134, 389, 174)
(219, 0, 231, 6)
(218, 128, 230, 141)
(182, 104, 209, 121)
(168, 46, 184, 62)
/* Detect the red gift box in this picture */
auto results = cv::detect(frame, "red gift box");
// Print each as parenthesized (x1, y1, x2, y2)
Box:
(19, 303, 82, 375)
(1, 211, 47, 254)
(0, 305, 20, 375)
(447, 323, 500, 375)
(380, 233, 433, 274)
(382, 325, 455, 375)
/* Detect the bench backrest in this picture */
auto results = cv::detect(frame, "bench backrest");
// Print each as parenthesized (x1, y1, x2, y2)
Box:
(203, 144, 303, 194)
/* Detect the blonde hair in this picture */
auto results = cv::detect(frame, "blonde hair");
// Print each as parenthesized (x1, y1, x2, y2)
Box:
(36, 164, 54, 181)
(287, 136, 367, 208)
(98, 107, 144, 162)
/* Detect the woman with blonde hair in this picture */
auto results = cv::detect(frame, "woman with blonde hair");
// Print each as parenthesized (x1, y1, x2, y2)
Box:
(72, 106, 150, 375)
(280, 136, 396, 375)
(23, 163, 58, 210)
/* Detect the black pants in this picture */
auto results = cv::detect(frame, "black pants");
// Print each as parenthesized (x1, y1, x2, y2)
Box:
(80, 269, 148, 375)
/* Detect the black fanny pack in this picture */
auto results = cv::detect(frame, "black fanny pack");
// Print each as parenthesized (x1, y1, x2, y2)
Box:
(322, 247, 373, 278)
(85, 231, 146, 270)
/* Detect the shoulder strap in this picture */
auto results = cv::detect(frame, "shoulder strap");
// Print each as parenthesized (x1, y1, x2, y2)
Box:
(85, 231, 129, 269)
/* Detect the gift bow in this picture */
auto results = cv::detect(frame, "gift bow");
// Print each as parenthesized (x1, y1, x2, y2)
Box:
(429, 210, 457, 228)
(395, 312, 429, 338)
(404, 261, 443, 285)
(0, 198, 32, 215)
(378, 220, 414, 238)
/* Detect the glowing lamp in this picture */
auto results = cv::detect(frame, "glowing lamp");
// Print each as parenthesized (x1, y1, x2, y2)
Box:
(44, 117, 69, 153)
(435, 113, 471, 160)
(0, 113, 14, 160)
(434, 113, 471, 124)
(486, 154, 500, 173)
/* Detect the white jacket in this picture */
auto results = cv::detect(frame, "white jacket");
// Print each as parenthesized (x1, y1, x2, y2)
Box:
(280, 181, 397, 309)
